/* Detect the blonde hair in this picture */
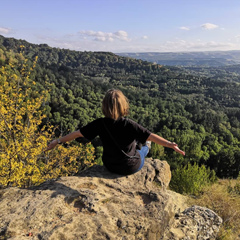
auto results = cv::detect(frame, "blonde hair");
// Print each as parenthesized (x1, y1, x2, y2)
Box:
(102, 89, 129, 120)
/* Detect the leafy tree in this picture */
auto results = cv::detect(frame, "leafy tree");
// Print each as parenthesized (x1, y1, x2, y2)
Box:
(0, 53, 95, 188)
(149, 142, 165, 159)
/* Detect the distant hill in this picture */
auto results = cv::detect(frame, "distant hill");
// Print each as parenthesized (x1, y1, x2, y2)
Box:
(117, 51, 240, 67)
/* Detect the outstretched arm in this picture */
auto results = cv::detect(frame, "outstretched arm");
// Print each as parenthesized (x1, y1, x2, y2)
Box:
(46, 130, 84, 151)
(147, 133, 185, 156)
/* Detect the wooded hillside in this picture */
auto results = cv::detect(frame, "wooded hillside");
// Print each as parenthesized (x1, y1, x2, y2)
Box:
(0, 35, 240, 178)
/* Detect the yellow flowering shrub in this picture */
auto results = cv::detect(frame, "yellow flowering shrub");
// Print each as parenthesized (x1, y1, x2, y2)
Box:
(0, 52, 95, 188)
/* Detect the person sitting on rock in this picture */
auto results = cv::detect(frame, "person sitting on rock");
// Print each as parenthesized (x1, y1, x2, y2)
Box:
(47, 89, 185, 175)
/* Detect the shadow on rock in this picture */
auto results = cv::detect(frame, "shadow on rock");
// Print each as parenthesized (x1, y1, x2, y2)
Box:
(28, 165, 125, 200)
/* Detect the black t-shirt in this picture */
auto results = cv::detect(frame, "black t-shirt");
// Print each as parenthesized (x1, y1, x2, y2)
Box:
(79, 117, 151, 175)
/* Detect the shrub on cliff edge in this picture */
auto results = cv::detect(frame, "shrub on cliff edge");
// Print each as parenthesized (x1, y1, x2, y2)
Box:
(170, 163, 217, 195)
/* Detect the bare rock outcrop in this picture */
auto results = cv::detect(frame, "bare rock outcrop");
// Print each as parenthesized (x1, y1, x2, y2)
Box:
(163, 205, 223, 240)
(0, 159, 222, 240)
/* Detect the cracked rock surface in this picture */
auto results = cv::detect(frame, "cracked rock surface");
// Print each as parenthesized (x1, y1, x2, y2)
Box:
(0, 159, 222, 240)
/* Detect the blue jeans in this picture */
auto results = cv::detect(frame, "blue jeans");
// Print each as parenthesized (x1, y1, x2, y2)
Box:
(135, 145, 149, 172)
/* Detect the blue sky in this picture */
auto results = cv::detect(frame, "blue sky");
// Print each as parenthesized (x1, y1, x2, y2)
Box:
(1, 0, 240, 52)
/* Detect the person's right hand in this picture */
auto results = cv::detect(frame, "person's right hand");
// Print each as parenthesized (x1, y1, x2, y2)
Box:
(46, 140, 58, 151)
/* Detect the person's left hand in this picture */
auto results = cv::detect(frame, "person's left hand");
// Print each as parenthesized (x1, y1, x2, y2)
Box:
(171, 142, 185, 156)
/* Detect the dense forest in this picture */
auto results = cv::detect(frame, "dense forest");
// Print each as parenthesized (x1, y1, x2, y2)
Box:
(0, 35, 240, 178)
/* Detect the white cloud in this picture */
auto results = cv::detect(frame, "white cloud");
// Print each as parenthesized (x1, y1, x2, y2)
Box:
(79, 30, 130, 42)
(235, 35, 240, 42)
(0, 27, 12, 34)
(114, 30, 129, 41)
(201, 23, 219, 30)
(32, 31, 240, 53)
(179, 26, 190, 31)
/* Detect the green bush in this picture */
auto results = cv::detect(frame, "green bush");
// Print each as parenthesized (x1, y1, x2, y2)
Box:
(94, 146, 103, 166)
(170, 163, 217, 195)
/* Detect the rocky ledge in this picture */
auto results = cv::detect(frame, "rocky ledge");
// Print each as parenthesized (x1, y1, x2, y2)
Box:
(0, 159, 222, 240)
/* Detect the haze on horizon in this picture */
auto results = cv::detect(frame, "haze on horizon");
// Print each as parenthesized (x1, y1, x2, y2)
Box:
(1, 0, 240, 53)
